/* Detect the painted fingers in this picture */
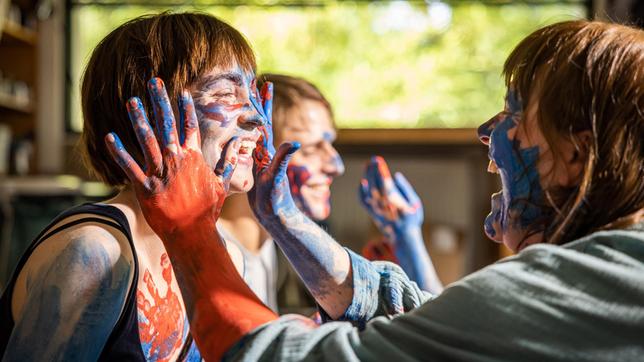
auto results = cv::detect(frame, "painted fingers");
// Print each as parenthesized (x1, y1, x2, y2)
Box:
(106, 132, 147, 185)
(260, 82, 274, 137)
(253, 82, 275, 169)
(215, 137, 242, 193)
(148, 78, 181, 156)
(107, 79, 203, 183)
(393, 172, 423, 216)
(269, 141, 301, 176)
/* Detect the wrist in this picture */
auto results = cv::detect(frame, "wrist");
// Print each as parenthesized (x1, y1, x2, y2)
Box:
(393, 225, 423, 245)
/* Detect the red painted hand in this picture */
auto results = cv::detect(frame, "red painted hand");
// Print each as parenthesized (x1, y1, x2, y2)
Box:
(105, 77, 241, 238)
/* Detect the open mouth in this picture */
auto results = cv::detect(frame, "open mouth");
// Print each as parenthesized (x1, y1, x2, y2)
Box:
(216, 137, 257, 168)
(236, 139, 256, 166)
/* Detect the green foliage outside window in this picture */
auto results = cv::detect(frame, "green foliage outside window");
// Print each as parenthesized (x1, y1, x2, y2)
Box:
(69, 1, 585, 130)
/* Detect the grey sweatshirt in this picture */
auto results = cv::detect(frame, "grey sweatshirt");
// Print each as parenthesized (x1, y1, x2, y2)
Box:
(225, 224, 644, 361)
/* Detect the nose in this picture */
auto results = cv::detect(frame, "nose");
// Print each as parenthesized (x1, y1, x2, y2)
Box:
(478, 113, 502, 145)
(237, 99, 265, 131)
(322, 143, 345, 177)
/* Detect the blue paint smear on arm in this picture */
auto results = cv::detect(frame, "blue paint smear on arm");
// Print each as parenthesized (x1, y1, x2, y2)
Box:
(3, 237, 132, 361)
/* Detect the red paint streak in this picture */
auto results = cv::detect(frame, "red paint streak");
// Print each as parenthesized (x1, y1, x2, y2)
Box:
(260, 83, 272, 101)
(362, 237, 399, 264)
(373, 156, 392, 179)
(226, 103, 244, 111)
(137, 253, 185, 361)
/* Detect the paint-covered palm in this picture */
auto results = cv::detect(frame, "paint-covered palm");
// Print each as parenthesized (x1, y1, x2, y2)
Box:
(105, 77, 240, 237)
(252, 82, 276, 169)
(359, 156, 443, 293)
(359, 156, 424, 241)
(249, 82, 301, 223)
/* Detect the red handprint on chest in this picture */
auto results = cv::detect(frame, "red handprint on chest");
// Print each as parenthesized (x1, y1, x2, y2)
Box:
(137, 253, 187, 361)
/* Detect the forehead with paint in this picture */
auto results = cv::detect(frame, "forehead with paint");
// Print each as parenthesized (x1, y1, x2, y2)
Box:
(279, 100, 345, 221)
(191, 65, 264, 194)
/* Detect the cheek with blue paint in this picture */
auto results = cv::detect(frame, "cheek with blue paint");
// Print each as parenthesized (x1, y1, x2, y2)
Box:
(191, 68, 262, 192)
(484, 92, 544, 250)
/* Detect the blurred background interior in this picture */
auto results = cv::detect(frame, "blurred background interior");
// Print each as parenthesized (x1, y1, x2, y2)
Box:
(0, 0, 642, 290)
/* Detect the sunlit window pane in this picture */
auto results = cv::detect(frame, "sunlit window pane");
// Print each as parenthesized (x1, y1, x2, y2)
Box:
(68, 1, 586, 131)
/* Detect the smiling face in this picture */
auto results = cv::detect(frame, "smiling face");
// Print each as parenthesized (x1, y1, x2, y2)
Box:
(479, 84, 594, 252)
(478, 89, 551, 251)
(278, 100, 345, 221)
(191, 65, 264, 194)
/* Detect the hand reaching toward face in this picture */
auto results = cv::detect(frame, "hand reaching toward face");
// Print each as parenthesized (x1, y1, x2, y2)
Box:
(105, 77, 241, 238)
(248, 81, 301, 224)
(359, 156, 424, 242)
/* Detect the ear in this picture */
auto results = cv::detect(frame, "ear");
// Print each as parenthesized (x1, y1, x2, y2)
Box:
(570, 130, 592, 163)
(564, 130, 593, 185)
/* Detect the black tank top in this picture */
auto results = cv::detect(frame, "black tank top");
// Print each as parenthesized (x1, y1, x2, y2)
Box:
(0, 203, 145, 360)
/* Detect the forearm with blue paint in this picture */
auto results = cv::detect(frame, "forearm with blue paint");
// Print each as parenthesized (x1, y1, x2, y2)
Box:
(392, 225, 443, 294)
(359, 156, 443, 294)
(249, 83, 354, 319)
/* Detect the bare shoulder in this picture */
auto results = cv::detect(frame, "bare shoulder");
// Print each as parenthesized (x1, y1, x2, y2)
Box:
(4, 214, 137, 360)
(12, 214, 136, 320)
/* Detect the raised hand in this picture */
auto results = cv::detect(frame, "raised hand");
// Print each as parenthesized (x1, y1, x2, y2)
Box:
(106, 77, 277, 360)
(105, 77, 241, 238)
(252, 81, 276, 168)
(249, 81, 300, 221)
(359, 156, 423, 241)
(359, 156, 443, 294)
(248, 81, 353, 319)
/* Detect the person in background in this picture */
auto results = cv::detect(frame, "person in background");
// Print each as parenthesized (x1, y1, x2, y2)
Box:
(219, 74, 441, 313)
(0, 12, 268, 361)
(218, 74, 345, 314)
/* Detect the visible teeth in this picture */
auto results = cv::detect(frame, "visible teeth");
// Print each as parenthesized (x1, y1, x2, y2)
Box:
(240, 140, 256, 151)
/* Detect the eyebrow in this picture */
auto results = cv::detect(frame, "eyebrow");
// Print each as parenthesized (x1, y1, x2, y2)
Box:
(199, 72, 244, 87)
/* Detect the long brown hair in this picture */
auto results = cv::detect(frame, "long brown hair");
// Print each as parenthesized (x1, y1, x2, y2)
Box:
(80, 12, 256, 186)
(504, 20, 644, 244)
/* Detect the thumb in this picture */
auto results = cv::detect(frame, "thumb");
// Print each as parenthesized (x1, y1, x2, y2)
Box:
(269, 141, 301, 176)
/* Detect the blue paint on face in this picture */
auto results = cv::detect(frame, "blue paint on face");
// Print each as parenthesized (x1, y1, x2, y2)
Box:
(484, 90, 544, 241)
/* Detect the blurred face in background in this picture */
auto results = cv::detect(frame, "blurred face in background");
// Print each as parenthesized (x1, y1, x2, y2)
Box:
(277, 100, 345, 221)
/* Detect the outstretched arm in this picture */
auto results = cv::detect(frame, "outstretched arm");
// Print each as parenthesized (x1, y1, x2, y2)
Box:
(105, 78, 277, 360)
(248, 82, 354, 319)
(359, 156, 443, 294)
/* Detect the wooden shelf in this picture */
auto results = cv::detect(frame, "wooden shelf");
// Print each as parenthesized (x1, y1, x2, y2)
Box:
(0, 92, 32, 114)
(1, 21, 36, 46)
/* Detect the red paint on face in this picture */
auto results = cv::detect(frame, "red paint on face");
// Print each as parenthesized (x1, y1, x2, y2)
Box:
(227, 103, 244, 111)
(137, 253, 185, 361)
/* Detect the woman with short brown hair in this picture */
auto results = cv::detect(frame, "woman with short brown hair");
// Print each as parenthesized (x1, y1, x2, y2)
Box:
(0, 12, 266, 360)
